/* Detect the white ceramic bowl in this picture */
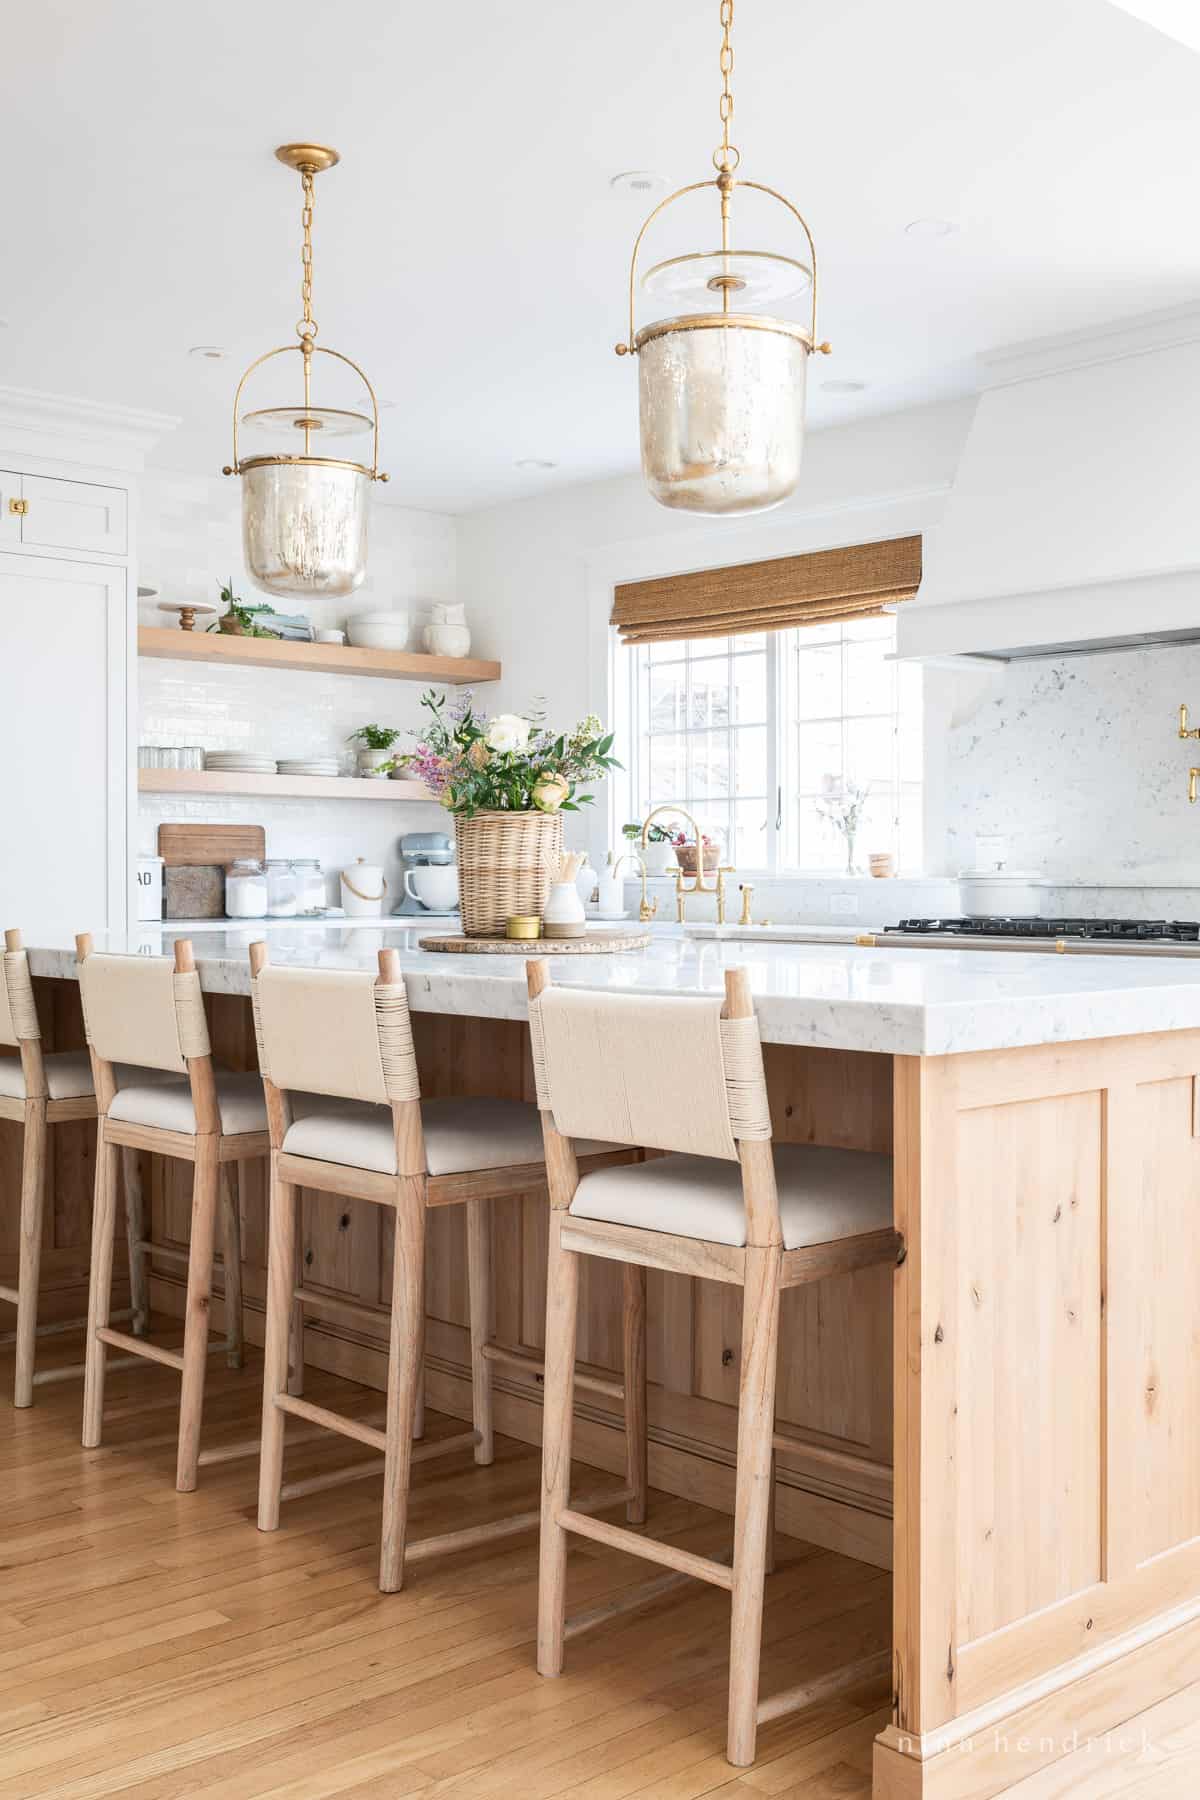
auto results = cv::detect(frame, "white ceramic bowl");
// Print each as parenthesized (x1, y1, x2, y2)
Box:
(347, 610, 410, 651)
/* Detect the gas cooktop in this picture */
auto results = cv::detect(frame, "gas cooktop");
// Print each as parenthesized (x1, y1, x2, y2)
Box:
(887, 917, 1200, 942)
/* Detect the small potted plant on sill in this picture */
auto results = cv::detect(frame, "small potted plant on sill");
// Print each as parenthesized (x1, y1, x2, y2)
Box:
(347, 723, 402, 778)
(621, 819, 675, 877)
(671, 827, 720, 876)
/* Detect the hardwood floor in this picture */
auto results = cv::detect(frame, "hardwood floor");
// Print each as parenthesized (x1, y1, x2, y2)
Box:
(2, 1332, 1197, 1798)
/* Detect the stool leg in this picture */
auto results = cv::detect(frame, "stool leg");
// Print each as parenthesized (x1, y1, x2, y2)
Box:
(466, 1198, 494, 1465)
(82, 1131, 119, 1448)
(537, 1210, 580, 1678)
(622, 1263, 648, 1524)
(726, 1244, 782, 1767)
(176, 1133, 219, 1492)
(380, 1178, 426, 1593)
(13, 1098, 48, 1408)
(287, 1199, 305, 1397)
(258, 1163, 296, 1532)
(121, 1147, 149, 1338)
(220, 1163, 244, 1370)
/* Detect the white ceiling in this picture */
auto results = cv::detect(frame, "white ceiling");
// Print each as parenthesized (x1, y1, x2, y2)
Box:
(4, 0, 1199, 513)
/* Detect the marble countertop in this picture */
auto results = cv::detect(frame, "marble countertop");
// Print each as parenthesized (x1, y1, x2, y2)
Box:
(25, 922, 1200, 1057)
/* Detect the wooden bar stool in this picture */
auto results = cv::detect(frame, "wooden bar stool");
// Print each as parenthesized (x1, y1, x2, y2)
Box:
(0, 927, 178, 1406)
(250, 941, 645, 1593)
(78, 934, 261, 1489)
(526, 958, 904, 1768)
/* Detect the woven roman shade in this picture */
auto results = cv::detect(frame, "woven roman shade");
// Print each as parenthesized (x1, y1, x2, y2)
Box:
(611, 534, 922, 645)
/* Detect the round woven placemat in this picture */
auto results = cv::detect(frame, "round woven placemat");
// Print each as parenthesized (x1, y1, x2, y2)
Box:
(418, 929, 652, 955)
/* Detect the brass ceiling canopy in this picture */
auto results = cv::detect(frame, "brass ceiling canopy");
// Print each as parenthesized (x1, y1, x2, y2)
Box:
(616, 0, 830, 516)
(221, 143, 388, 599)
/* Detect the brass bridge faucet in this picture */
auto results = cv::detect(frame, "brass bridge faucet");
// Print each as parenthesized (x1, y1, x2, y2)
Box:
(640, 804, 735, 924)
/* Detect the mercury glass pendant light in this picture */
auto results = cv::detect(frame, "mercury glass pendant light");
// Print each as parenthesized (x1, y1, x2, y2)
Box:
(616, 1, 830, 516)
(222, 145, 388, 597)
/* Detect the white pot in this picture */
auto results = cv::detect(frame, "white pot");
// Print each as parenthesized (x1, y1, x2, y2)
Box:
(958, 871, 1044, 917)
(356, 746, 394, 778)
(340, 857, 388, 917)
(640, 839, 675, 877)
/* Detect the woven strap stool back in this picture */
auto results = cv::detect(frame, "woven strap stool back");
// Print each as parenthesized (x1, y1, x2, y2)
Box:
(528, 984, 772, 1162)
(0, 930, 41, 1047)
(76, 944, 210, 1074)
(250, 957, 419, 1107)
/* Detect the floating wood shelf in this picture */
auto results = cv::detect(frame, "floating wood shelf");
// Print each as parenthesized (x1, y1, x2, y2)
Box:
(139, 770, 436, 803)
(137, 626, 500, 685)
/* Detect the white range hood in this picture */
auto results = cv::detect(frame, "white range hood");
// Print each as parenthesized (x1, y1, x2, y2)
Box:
(898, 305, 1200, 661)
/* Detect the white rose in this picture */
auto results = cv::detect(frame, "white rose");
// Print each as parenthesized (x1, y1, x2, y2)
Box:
(484, 713, 531, 754)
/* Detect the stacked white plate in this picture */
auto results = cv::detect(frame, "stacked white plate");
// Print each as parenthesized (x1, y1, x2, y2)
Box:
(277, 758, 341, 777)
(205, 752, 279, 774)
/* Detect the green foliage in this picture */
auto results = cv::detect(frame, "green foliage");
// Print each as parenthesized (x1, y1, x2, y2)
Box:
(347, 723, 402, 751)
(407, 690, 621, 818)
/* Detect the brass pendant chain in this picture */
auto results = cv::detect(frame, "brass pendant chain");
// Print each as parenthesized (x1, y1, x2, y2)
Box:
(296, 167, 318, 450)
(714, 0, 740, 303)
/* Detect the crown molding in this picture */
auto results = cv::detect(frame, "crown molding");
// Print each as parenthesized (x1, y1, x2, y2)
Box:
(0, 386, 179, 472)
(980, 300, 1200, 390)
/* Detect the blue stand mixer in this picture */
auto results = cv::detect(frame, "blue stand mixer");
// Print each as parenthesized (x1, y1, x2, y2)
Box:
(393, 831, 458, 917)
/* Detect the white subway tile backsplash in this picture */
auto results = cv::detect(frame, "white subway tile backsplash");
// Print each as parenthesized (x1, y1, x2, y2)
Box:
(137, 471, 459, 906)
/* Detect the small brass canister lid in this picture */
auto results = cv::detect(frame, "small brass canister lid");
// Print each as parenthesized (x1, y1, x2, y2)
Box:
(506, 914, 542, 940)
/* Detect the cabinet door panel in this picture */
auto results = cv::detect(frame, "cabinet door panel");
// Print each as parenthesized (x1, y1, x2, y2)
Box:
(0, 554, 128, 931)
(19, 475, 127, 555)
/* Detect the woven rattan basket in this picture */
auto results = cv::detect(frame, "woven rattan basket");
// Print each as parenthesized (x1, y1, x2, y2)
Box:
(455, 810, 564, 938)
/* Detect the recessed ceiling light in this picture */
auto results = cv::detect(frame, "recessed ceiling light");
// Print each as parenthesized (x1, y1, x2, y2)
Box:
(610, 170, 668, 196)
(904, 217, 958, 239)
(821, 379, 867, 395)
(515, 457, 557, 471)
(188, 344, 229, 360)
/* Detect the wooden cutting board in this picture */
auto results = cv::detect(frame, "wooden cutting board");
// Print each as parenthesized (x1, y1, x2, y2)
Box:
(157, 823, 266, 868)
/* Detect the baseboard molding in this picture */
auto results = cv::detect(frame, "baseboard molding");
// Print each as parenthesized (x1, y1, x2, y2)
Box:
(148, 1272, 892, 1571)
(872, 1608, 1200, 1797)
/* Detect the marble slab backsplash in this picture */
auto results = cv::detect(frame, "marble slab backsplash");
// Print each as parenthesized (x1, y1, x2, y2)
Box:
(621, 875, 1200, 926)
(943, 643, 1200, 885)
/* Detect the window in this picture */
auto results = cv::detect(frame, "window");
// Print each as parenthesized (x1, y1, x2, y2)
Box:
(618, 619, 922, 873)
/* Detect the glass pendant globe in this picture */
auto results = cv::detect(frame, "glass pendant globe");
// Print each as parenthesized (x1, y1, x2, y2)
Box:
(636, 318, 809, 515)
(240, 457, 370, 598)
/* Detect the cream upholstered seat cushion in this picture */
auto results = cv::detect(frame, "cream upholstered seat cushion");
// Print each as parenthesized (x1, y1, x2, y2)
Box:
(281, 1095, 615, 1178)
(569, 1144, 893, 1250)
(107, 1070, 268, 1137)
(0, 1052, 181, 1103)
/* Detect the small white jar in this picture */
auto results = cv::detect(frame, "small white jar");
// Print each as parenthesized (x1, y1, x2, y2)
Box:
(292, 858, 326, 914)
(542, 879, 587, 939)
(266, 858, 300, 917)
(226, 858, 269, 919)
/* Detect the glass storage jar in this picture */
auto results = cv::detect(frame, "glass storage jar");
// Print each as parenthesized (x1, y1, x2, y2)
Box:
(225, 858, 269, 919)
(292, 858, 326, 914)
(266, 858, 300, 917)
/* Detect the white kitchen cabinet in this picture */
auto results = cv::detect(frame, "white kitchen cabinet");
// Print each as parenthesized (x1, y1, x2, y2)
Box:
(0, 553, 130, 933)
(3, 471, 128, 556)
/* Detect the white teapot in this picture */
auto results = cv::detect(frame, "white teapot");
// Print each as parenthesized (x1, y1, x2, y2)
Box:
(340, 857, 388, 918)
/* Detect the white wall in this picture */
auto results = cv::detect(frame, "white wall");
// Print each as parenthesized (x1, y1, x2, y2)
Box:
(136, 472, 456, 903)
(457, 399, 975, 874)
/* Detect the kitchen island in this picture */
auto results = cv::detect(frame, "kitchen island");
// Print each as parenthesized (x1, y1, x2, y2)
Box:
(12, 923, 1200, 1797)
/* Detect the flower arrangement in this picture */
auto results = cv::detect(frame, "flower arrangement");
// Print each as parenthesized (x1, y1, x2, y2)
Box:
(815, 776, 870, 875)
(408, 690, 620, 817)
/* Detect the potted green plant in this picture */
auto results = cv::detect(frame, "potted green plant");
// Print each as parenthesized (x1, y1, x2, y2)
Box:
(347, 723, 402, 778)
(212, 577, 281, 638)
(621, 819, 675, 876)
